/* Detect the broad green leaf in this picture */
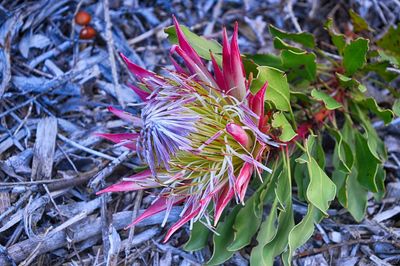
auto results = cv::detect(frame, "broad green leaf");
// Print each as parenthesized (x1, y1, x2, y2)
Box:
(343, 38, 369, 75)
(250, 199, 279, 266)
(275, 166, 291, 210)
(332, 170, 348, 207)
(374, 165, 386, 201)
(336, 73, 367, 92)
(346, 167, 368, 222)
(260, 164, 294, 266)
(377, 24, 400, 59)
(293, 162, 308, 201)
(269, 24, 315, 48)
(251, 66, 291, 112)
(311, 89, 342, 110)
(306, 157, 336, 215)
(329, 129, 354, 173)
(283, 205, 323, 266)
(394, 99, 400, 116)
(251, 155, 293, 266)
(313, 138, 326, 169)
(349, 9, 372, 32)
(364, 60, 398, 82)
(324, 19, 346, 54)
(245, 53, 283, 70)
(342, 117, 355, 148)
(281, 50, 317, 82)
(271, 112, 297, 142)
(183, 221, 209, 251)
(273, 37, 303, 52)
(358, 97, 394, 124)
(228, 190, 264, 251)
(206, 207, 240, 265)
(228, 165, 278, 251)
(365, 125, 386, 162)
(355, 132, 379, 192)
(351, 102, 388, 161)
(378, 50, 399, 67)
(301, 136, 336, 215)
(261, 202, 294, 265)
(164, 25, 222, 64)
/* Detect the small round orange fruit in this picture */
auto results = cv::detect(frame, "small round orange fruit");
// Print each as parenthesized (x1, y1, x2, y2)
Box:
(75, 11, 91, 26)
(79, 26, 96, 39)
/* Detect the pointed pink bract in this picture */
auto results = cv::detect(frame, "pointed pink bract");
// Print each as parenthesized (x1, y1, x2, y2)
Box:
(163, 206, 201, 242)
(127, 196, 185, 228)
(249, 81, 268, 119)
(235, 162, 253, 202)
(214, 186, 234, 225)
(94, 132, 138, 150)
(128, 84, 150, 101)
(120, 53, 157, 84)
(108, 106, 143, 127)
(172, 15, 203, 67)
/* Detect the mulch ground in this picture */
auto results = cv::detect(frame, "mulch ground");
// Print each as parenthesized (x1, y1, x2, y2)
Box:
(0, 0, 399, 265)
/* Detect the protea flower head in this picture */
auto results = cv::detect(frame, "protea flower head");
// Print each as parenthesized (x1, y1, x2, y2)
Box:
(96, 17, 278, 242)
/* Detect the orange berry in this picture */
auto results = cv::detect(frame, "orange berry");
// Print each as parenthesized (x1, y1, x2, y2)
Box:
(75, 11, 91, 26)
(79, 26, 96, 39)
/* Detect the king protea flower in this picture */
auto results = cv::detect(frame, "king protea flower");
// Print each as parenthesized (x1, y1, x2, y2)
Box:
(96, 17, 278, 242)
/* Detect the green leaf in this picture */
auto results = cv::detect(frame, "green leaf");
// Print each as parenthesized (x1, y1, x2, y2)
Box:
(273, 37, 303, 52)
(343, 38, 369, 75)
(251, 154, 294, 266)
(245, 53, 283, 70)
(306, 157, 336, 215)
(329, 129, 354, 173)
(227, 190, 264, 251)
(374, 165, 386, 201)
(261, 202, 294, 265)
(302, 137, 336, 215)
(206, 207, 240, 265)
(394, 99, 400, 116)
(336, 73, 367, 92)
(275, 166, 291, 210)
(251, 66, 291, 112)
(355, 132, 379, 192)
(377, 23, 400, 59)
(311, 89, 342, 110)
(378, 50, 399, 67)
(294, 162, 309, 201)
(349, 9, 372, 32)
(351, 103, 387, 161)
(324, 19, 346, 54)
(183, 221, 210, 251)
(281, 50, 317, 82)
(271, 112, 297, 142)
(342, 117, 355, 148)
(164, 25, 222, 64)
(346, 167, 368, 222)
(250, 198, 279, 266)
(332, 170, 348, 207)
(313, 138, 326, 169)
(228, 165, 278, 251)
(269, 24, 315, 48)
(364, 60, 398, 81)
(284, 205, 323, 266)
(259, 163, 294, 266)
(358, 97, 394, 124)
